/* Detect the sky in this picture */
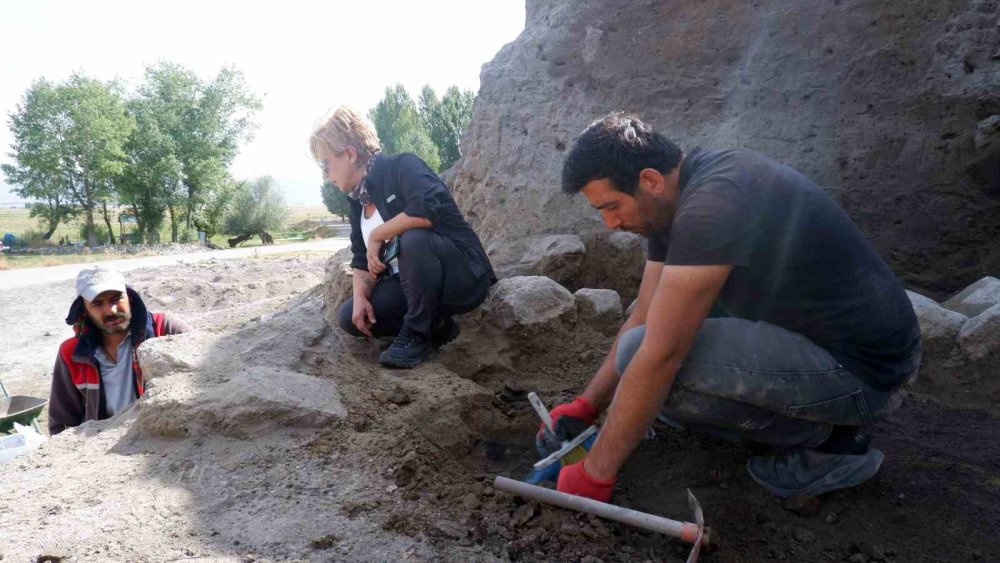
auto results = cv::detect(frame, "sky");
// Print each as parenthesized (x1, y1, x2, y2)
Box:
(0, 0, 525, 205)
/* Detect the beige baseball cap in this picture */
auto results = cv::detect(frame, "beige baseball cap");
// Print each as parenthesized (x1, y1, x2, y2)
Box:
(76, 266, 126, 301)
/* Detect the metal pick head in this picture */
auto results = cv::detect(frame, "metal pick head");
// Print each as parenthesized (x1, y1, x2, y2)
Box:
(686, 489, 705, 563)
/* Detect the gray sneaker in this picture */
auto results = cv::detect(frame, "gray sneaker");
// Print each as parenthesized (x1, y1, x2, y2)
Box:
(746, 447, 885, 498)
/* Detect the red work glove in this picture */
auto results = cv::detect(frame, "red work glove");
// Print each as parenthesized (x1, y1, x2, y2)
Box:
(557, 460, 616, 502)
(535, 397, 598, 457)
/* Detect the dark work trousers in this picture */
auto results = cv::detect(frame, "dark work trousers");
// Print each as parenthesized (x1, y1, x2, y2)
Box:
(337, 228, 492, 339)
(615, 319, 911, 448)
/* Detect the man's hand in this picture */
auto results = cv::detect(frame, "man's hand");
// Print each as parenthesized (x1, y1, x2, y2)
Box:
(557, 460, 616, 502)
(366, 237, 386, 276)
(351, 297, 377, 337)
(535, 397, 598, 457)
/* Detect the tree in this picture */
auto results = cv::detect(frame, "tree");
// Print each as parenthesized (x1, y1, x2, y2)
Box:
(369, 84, 441, 171)
(223, 175, 288, 246)
(116, 101, 182, 243)
(193, 176, 238, 239)
(2, 79, 80, 239)
(132, 62, 261, 238)
(4, 75, 134, 247)
(419, 85, 475, 171)
(321, 181, 351, 220)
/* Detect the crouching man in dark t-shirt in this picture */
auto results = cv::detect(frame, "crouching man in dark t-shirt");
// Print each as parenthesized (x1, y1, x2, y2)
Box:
(543, 112, 921, 501)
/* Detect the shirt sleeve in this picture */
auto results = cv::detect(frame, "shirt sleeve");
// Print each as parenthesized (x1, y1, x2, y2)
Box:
(160, 312, 192, 334)
(665, 178, 756, 266)
(647, 233, 668, 263)
(48, 351, 84, 435)
(395, 154, 446, 225)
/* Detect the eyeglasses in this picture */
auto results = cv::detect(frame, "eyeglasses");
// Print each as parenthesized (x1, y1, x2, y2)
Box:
(318, 158, 329, 176)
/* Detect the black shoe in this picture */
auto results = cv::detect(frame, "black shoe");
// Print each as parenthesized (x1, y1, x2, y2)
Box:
(379, 329, 432, 368)
(431, 317, 461, 349)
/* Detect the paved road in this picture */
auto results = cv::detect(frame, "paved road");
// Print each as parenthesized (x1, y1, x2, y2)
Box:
(0, 237, 350, 289)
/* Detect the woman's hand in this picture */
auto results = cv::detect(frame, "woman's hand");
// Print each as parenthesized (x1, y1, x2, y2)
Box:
(366, 236, 386, 276)
(351, 296, 376, 337)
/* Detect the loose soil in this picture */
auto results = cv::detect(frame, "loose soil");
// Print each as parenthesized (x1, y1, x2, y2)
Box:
(0, 255, 997, 562)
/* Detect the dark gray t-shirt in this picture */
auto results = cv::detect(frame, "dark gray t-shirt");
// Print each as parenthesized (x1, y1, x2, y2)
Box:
(648, 149, 920, 389)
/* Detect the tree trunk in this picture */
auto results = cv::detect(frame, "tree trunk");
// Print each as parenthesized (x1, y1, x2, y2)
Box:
(227, 233, 254, 247)
(101, 201, 115, 245)
(168, 205, 179, 243)
(85, 203, 96, 248)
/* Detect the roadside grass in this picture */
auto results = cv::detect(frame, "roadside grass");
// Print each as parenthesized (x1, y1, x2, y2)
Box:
(0, 205, 336, 247)
(0, 205, 346, 270)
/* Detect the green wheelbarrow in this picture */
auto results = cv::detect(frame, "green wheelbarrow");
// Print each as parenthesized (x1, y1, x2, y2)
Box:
(0, 380, 47, 434)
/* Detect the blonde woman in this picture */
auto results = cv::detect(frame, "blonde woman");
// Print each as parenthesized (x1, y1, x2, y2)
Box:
(311, 105, 496, 368)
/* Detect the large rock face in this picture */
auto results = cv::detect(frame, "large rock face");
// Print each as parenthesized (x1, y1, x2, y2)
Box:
(451, 0, 1000, 297)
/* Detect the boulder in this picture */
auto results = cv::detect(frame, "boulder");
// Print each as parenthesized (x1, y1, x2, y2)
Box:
(449, 0, 1000, 298)
(488, 234, 586, 285)
(574, 288, 623, 334)
(906, 290, 967, 354)
(957, 303, 1000, 362)
(575, 231, 646, 302)
(482, 276, 576, 330)
(132, 366, 347, 438)
(942, 276, 1000, 318)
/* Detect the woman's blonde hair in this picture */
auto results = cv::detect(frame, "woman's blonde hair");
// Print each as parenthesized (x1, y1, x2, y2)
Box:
(310, 105, 382, 164)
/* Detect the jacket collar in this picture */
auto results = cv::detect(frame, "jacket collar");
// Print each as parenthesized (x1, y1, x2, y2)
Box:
(66, 286, 153, 362)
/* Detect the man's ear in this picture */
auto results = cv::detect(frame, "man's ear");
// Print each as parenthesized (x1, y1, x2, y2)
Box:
(637, 168, 666, 196)
(345, 145, 358, 165)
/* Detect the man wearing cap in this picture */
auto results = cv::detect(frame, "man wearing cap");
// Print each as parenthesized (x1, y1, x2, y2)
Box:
(48, 266, 191, 435)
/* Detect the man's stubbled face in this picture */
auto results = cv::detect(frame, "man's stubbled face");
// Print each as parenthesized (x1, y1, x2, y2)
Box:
(84, 290, 132, 335)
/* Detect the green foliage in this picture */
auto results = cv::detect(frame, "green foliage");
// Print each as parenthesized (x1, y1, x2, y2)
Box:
(193, 177, 238, 238)
(130, 62, 261, 235)
(419, 85, 475, 170)
(369, 83, 475, 172)
(321, 181, 351, 220)
(78, 222, 111, 246)
(369, 84, 441, 172)
(2, 75, 133, 245)
(223, 176, 288, 236)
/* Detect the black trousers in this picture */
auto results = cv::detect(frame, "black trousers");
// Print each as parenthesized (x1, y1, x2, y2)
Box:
(337, 228, 492, 339)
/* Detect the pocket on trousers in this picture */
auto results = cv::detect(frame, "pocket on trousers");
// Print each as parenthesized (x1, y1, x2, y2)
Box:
(786, 389, 874, 427)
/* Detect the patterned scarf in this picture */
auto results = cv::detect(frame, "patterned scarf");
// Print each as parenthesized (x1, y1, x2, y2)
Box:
(348, 149, 382, 206)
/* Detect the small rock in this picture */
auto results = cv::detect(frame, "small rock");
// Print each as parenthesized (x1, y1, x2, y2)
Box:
(387, 386, 411, 406)
(462, 493, 481, 511)
(784, 495, 821, 516)
(581, 556, 604, 563)
(386, 484, 398, 493)
(434, 521, 467, 539)
(36, 552, 70, 563)
(824, 511, 839, 524)
(849, 554, 868, 563)
(511, 503, 537, 527)
(310, 534, 339, 550)
(867, 544, 887, 561)
(793, 527, 815, 542)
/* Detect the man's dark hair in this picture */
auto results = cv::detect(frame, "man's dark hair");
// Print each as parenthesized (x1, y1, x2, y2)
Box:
(561, 112, 682, 195)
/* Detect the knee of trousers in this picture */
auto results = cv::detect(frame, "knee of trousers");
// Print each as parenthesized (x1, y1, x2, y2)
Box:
(337, 298, 361, 336)
(399, 228, 434, 256)
(615, 325, 647, 376)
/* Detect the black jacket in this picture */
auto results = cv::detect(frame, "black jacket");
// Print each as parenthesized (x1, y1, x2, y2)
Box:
(348, 153, 496, 282)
